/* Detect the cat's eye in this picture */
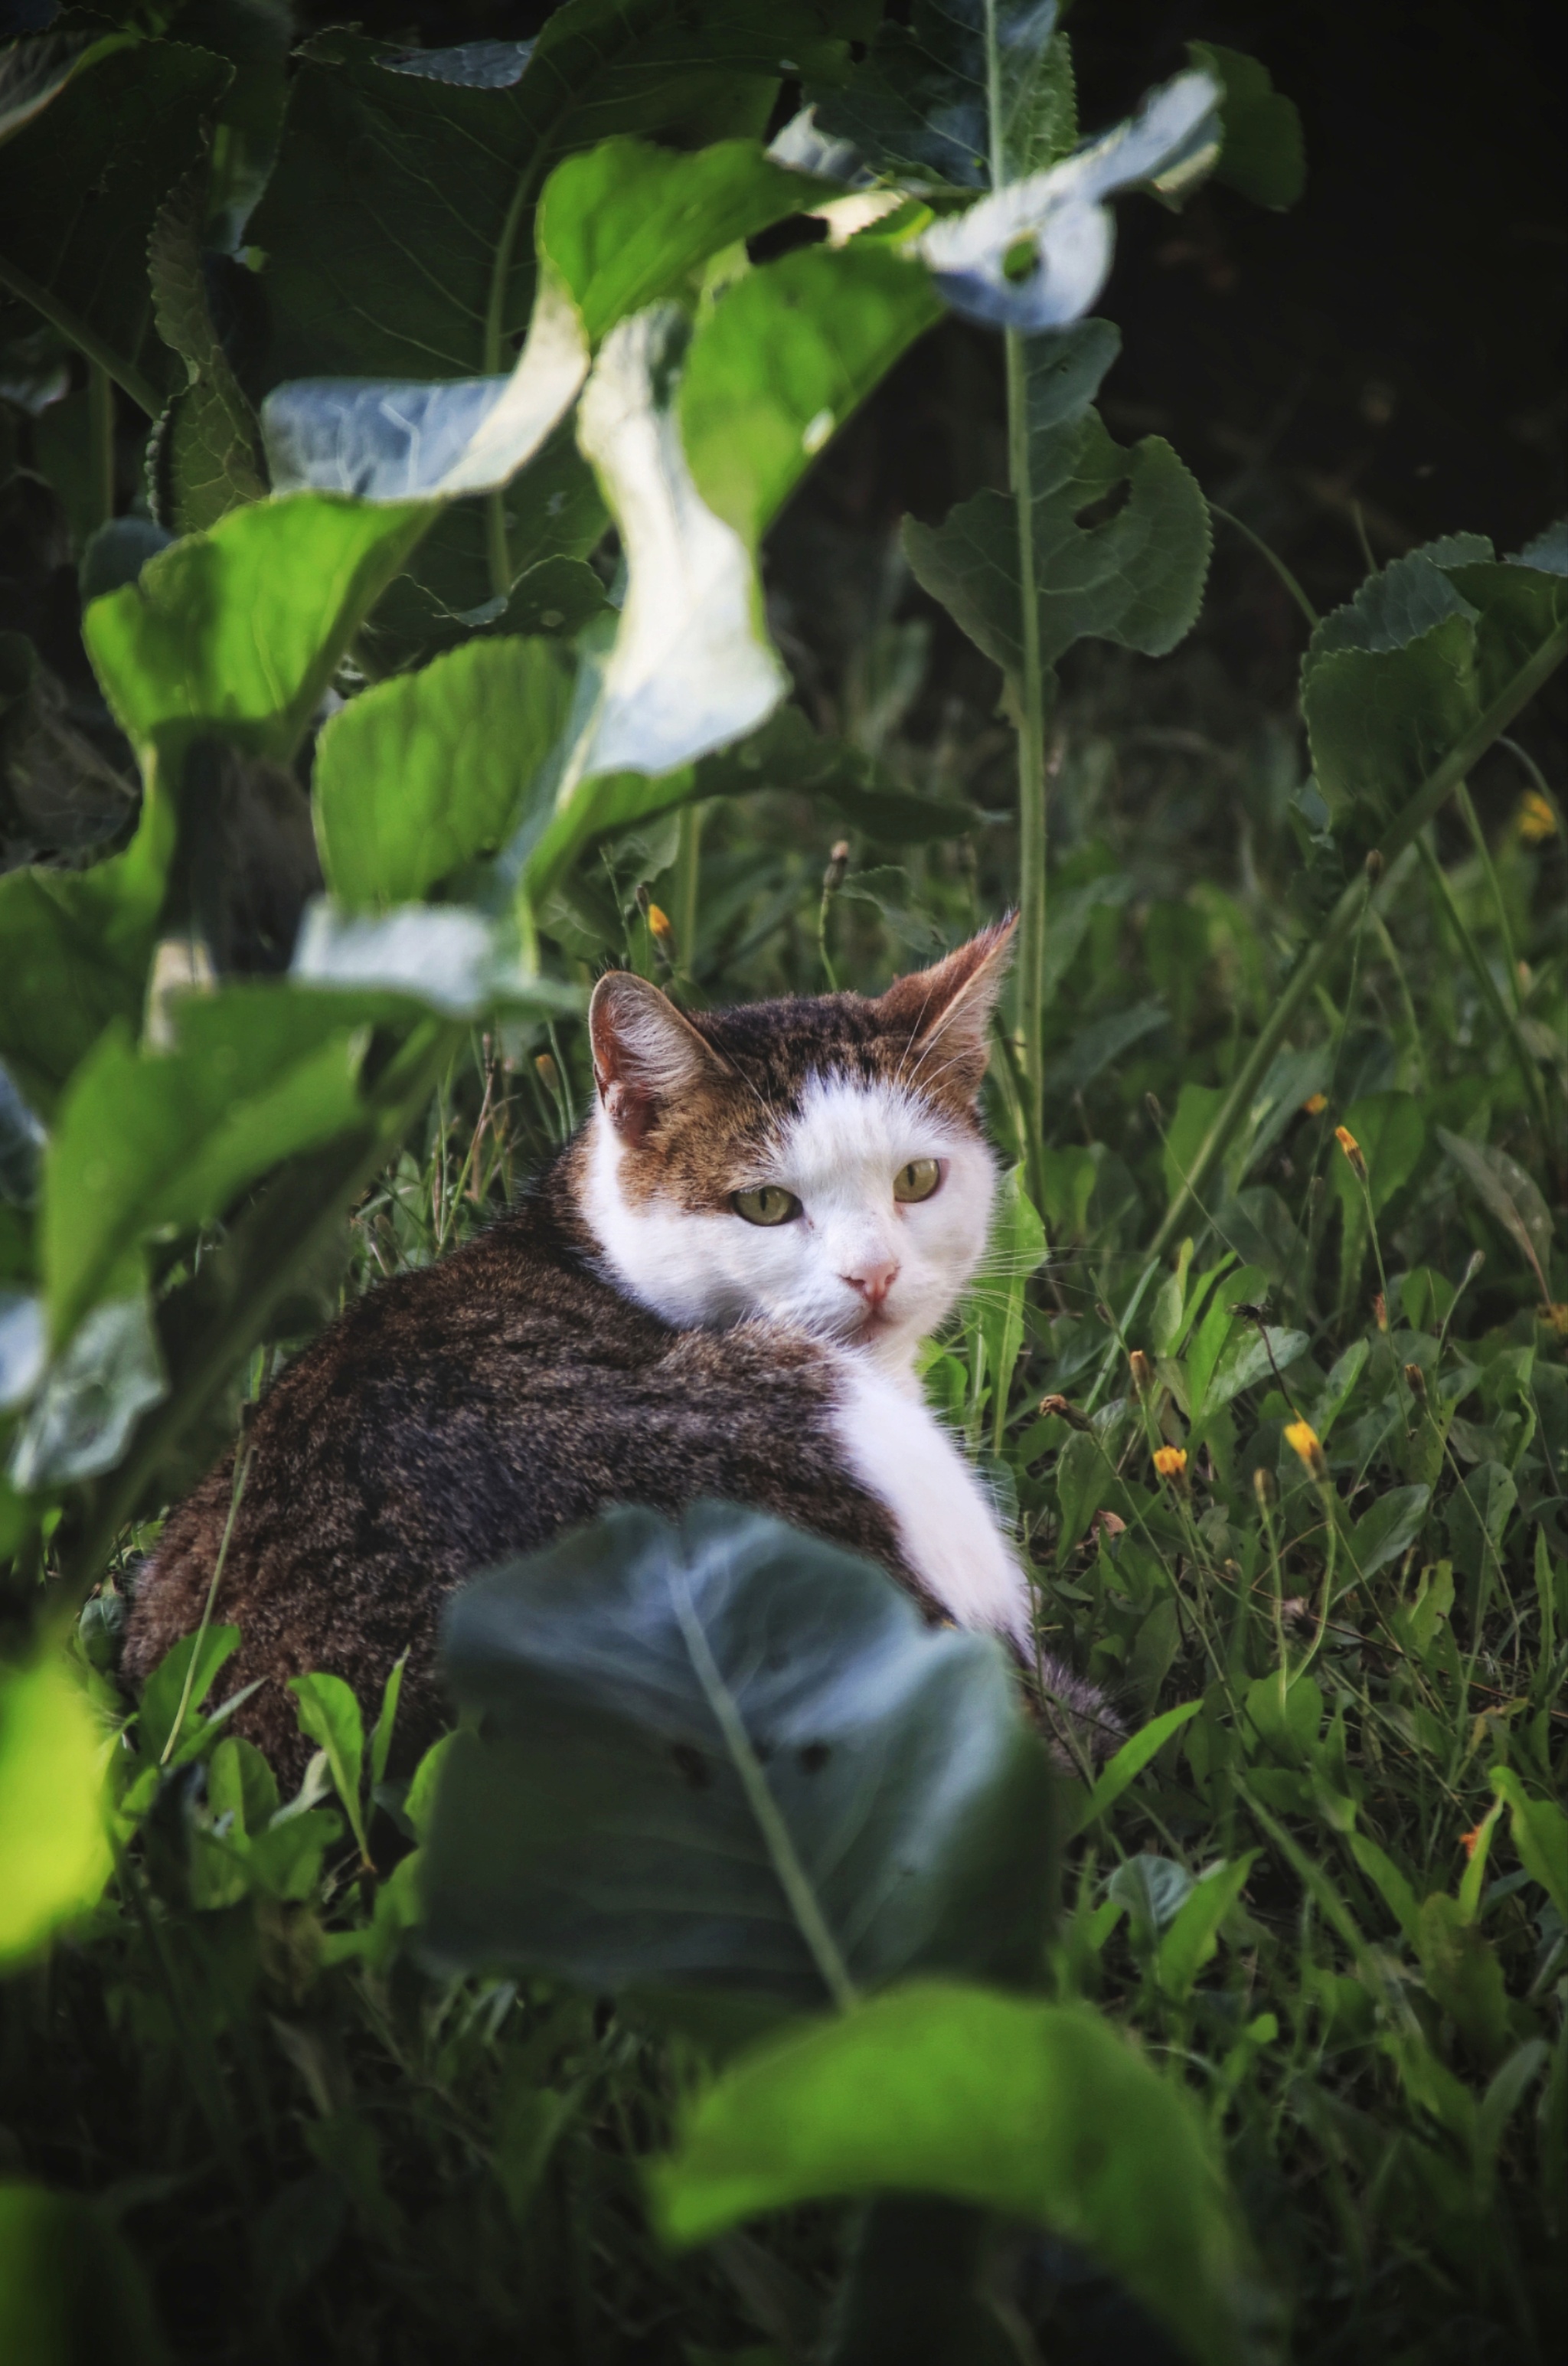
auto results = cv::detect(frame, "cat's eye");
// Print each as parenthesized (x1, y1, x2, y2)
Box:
(731, 1184, 802, 1227)
(893, 1157, 942, 1204)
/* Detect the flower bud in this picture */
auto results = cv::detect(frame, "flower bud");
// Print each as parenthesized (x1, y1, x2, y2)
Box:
(1334, 1124, 1368, 1184)
(1039, 1393, 1093, 1433)
(823, 841, 850, 894)
(1253, 1466, 1277, 1514)
(1403, 1361, 1427, 1403)
(1285, 1419, 1328, 1482)
(1129, 1349, 1154, 1396)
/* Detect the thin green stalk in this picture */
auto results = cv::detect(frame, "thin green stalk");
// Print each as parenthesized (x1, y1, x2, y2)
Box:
(1210, 505, 1320, 630)
(0, 250, 162, 419)
(1415, 828, 1552, 1139)
(1453, 779, 1523, 1005)
(672, 800, 704, 972)
(1371, 910, 1430, 1090)
(1498, 734, 1563, 834)
(1146, 617, 1566, 1263)
(87, 360, 116, 533)
(160, 1441, 251, 1766)
(1008, 327, 1050, 1159)
(670, 1571, 858, 2013)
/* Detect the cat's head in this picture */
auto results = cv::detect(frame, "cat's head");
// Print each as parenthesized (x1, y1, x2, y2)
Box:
(579, 920, 1015, 1369)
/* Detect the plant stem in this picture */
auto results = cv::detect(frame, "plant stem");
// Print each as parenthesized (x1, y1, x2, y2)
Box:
(87, 361, 116, 532)
(1415, 827, 1552, 1141)
(1210, 505, 1320, 630)
(1147, 618, 1567, 1261)
(1007, 327, 1050, 1162)
(0, 251, 163, 420)
(673, 799, 704, 973)
(1453, 779, 1523, 1004)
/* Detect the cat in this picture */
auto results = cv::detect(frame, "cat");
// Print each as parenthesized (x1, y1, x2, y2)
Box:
(122, 917, 1112, 1779)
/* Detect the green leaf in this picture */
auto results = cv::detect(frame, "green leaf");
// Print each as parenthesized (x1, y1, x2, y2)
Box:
(809, 0, 1076, 189)
(315, 636, 573, 908)
(1243, 1672, 1322, 1766)
(1181, 1263, 1271, 1425)
(0, 32, 231, 415)
(649, 1980, 1253, 2366)
(1108, 1852, 1194, 1939)
(1349, 1485, 1431, 1577)
(0, 845, 166, 1116)
(290, 1672, 370, 1863)
(0, 2178, 171, 2366)
(1415, 1892, 1510, 2062)
(420, 1503, 1054, 2004)
(562, 306, 788, 783)
(369, 1652, 407, 1791)
(1052, 1414, 1129, 1558)
(146, 168, 268, 534)
(250, 15, 864, 387)
(8, 1296, 166, 1492)
(1347, 1832, 1420, 1946)
(1446, 1461, 1518, 1596)
(0, 1658, 111, 1968)
(1438, 1126, 1554, 1299)
(290, 903, 578, 1025)
(681, 243, 942, 551)
(41, 1003, 366, 1348)
(1157, 1854, 1258, 2002)
(905, 322, 1210, 683)
(1187, 44, 1305, 210)
(1330, 1090, 1426, 1240)
(1067, 1699, 1202, 1835)
(970, 1165, 1045, 1451)
(83, 495, 430, 776)
(132, 1624, 240, 1766)
(1302, 543, 1568, 836)
(1494, 1779, 1560, 1921)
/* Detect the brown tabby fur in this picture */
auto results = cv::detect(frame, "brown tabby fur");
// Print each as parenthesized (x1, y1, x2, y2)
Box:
(122, 947, 1018, 1785)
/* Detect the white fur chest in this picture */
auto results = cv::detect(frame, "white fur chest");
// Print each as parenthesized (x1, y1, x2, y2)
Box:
(829, 1354, 1032, 1649)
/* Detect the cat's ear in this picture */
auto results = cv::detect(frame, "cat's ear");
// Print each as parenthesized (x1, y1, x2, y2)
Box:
(589, 971, 731, 1144)
(876, 913, 1018, 1090)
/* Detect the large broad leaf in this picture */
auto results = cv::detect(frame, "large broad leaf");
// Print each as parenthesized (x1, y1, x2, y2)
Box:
(0, 1656, 111, 1968)
(681, 242, 942, 551)
(566, 306, 788, 783)
(905, 319, 1210, 683)
(1438, 1126, 1555, 1299)
(0, 31, 230, 411)
(83, 495, 429, 776)
(1302, 538, 1568, 841)
(40, 998, 368, 1347)
(420, 1503, 1055, 2004)
(146, 168, 268, 534)
(808, 0, 1077, 189)
(0, 839, 167, 1116)
(314, 636, 573, 908)
(649, 1979, 1253, 2366)
(0, 2180, 170, 2366)
(249, 17, 866, 387)
(1187, 42, 1305, 210)
(914, 70, 1220, 332)
(289, 904, 581, 1026)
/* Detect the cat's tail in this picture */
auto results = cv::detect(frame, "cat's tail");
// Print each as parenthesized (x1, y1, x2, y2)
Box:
(1029, 1649, 1125, 1776)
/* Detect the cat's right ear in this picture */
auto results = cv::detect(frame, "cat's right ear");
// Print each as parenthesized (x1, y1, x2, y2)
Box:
(589, 972, 731, 1145)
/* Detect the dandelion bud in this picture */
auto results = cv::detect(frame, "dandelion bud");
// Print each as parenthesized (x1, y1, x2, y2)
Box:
(1039, 1393, 1093, 1433)
(534, 1051, 561, 1096)
(1302, 1091, 1328, 1116)
(1372, 1292, 1388, 1331)
(1463, 1250, 1485, 1286)
(1364, 848, 1384, 884)
(1403, 1361, 1427, 1403)
(823, 841, 850, 893)
(1129, 1349, 1154, 1395)
(1152, 1445, 1189, 1486)
(1334, 1124, 1368, 1183)
(1517, 789, 1557, 844)
(1284, 1418, 1328, 1482)
(1253, 1466, 1277, 1514)
(646, 901, 673, 943)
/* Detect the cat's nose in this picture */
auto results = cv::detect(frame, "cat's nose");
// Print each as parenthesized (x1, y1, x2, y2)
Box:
(843, 1258, 899, 1309)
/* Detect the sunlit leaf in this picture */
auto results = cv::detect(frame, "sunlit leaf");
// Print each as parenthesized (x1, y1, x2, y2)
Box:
(649, 1979, 1253, 2366)
(315, 636, 573, 908)
(0, 1657, 110, 1966)
(290, 902, 577, 1023)
(83, 496, 429, 775)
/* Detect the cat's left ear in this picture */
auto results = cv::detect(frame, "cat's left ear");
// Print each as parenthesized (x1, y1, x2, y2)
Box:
(590, 970, 733, 1145)
(876, 913, 1018, 1091)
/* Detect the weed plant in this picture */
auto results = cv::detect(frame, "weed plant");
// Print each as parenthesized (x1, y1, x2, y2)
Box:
(0, 5, 1563, 2363)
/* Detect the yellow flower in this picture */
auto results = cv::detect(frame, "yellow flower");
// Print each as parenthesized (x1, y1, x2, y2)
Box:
(1152, 1445, 1188, 1482)
(646, 902, 673, 942)
(1302, 1091, 1328, 1116)
(1285, 1419, 1328, 1481)
(1540, 1303, 1568, 1340)
(1334, 1124, 1368, 1182)
(1517, 789, 1557, 844)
